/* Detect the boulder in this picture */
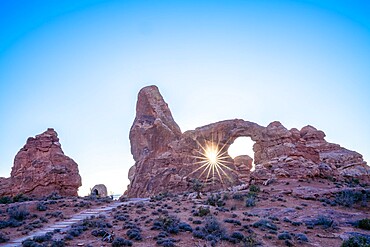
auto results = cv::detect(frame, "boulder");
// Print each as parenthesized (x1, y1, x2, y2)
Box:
(234, 155, 253, 183)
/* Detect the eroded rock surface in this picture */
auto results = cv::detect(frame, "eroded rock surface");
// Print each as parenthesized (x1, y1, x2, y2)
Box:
(125, 86, 370, 197)
(0, 128, 81, 197)
(91, 184, 108, 197)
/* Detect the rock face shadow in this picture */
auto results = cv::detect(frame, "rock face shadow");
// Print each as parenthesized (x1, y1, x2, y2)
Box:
(125, 85, 370, 197)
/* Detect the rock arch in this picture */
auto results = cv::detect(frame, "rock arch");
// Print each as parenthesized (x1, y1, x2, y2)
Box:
(125, 86, 370, 197)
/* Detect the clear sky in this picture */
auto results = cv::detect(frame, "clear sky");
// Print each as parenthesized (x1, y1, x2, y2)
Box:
(1, 0, 369, 196)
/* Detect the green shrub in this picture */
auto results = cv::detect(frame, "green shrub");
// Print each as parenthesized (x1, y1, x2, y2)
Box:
(244, 234, 259, 247)
(151, 215, 181, 234)
(232, 193, 245, 201)
(0, 196, 12, 204)
(36, 202, 48, 211)
(196, 206, 210, 217)
(335, 190, 365, 208)
(206, 194, 225, 207)
(0, 232, 9, 243)
(306, 215, 336, 229)
(249, 185, 260, 193)
(252, 219, 278, 231)
(358, 218, 370, 230)
(341, 235, 370, 247)
(13, 194, 30, 203)
(193, 216, 227, 244)
(246, 196, 256, 207)
(112, 237, 132, 246)
(7, 206, 29, 221)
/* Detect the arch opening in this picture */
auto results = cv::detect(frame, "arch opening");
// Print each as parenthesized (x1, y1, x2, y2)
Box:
(93, 189, 99, 196)
(228, 136, 255, 171)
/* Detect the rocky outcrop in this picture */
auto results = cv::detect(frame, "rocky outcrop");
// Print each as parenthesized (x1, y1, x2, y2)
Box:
(91, 184, 108, 197)
(0, 128, 81, 198)
(125, 86, 370, 197)
(234, 155, 253, 183)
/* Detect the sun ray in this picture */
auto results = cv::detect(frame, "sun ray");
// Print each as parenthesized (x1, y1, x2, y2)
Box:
(190, 134, 237, 185)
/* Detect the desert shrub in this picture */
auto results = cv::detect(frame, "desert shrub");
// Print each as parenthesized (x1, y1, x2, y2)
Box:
(123, 222, 139, 230)
(74, 201, 91, 208)
(191, 179, 204, 199)
(13, 194, 30, 202)
(242, 234, 260, 247)
(249, 184, 260, 193)
(0, 220, 9, 229)
(8, 205, 29, 221)
(91, 229, 109, 237)
(80, 216, 112, 228)
(112, 237, 132, 247)
(232, 193, 245, 201)
(206, 194, 225, 207)
(358, 218, 370, 230)
(126, 228, 142, 240)
(295, 233, 309, 242)
(179, 222, 192, 232)
(252, 219, 278, 231)
(194, 206, 210, 217)
(151, 215, 180, 234)
(246, 196, 256, 207)
(335, 189, 366, 208)
(224, 218, 241, 226)
(33, 233, 53, 243)
(315, 215, 336, 229)
(0, 196, 12, 204)
(292, 221, 302, 226)
(40, 216, 48, 223)
(193, 216, 227, 244)
(150, 192, 173, 202)
(156, 237, 177, 247)
(22, 239, 42, 247)
(154, 231, 169, 240)
(278, 232, 292, 240)
(341, 235, 370, 247)
(228, 231, 245, 243)
(193, 230, 206, 239)
(36, 202, 48, 211)
(223, 193, 230, 200)
(66, 226, 86, 238)
(46, 211, 64, 219)
(114, 212, 129, 221)
(0, 232, 9, 243)
(22, 232, 54, 246)
(44, 192, 63, 201)
(0, 218, 22, 228)
(50, 240, 65, 247)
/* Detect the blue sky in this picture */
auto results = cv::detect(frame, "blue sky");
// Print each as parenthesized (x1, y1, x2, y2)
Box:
(1, 0, 369, 196)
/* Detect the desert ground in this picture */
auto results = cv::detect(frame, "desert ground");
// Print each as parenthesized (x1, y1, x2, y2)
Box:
(1, 178, 369, 247)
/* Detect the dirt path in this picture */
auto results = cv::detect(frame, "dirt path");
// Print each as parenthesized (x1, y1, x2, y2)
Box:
(2, 198, 149, 247)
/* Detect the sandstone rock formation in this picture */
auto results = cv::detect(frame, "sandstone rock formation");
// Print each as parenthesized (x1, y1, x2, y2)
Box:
(91, 184, 108, 197)
(125, 86, 370, 197)
(0, 128, 81, 198)
(234, 155, 253, 183)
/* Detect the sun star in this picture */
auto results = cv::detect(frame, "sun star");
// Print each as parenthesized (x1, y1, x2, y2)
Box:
(189, 136, 234, 184)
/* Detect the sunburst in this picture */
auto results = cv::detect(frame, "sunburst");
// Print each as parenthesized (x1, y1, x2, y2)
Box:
(189, 135, 234, 184)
